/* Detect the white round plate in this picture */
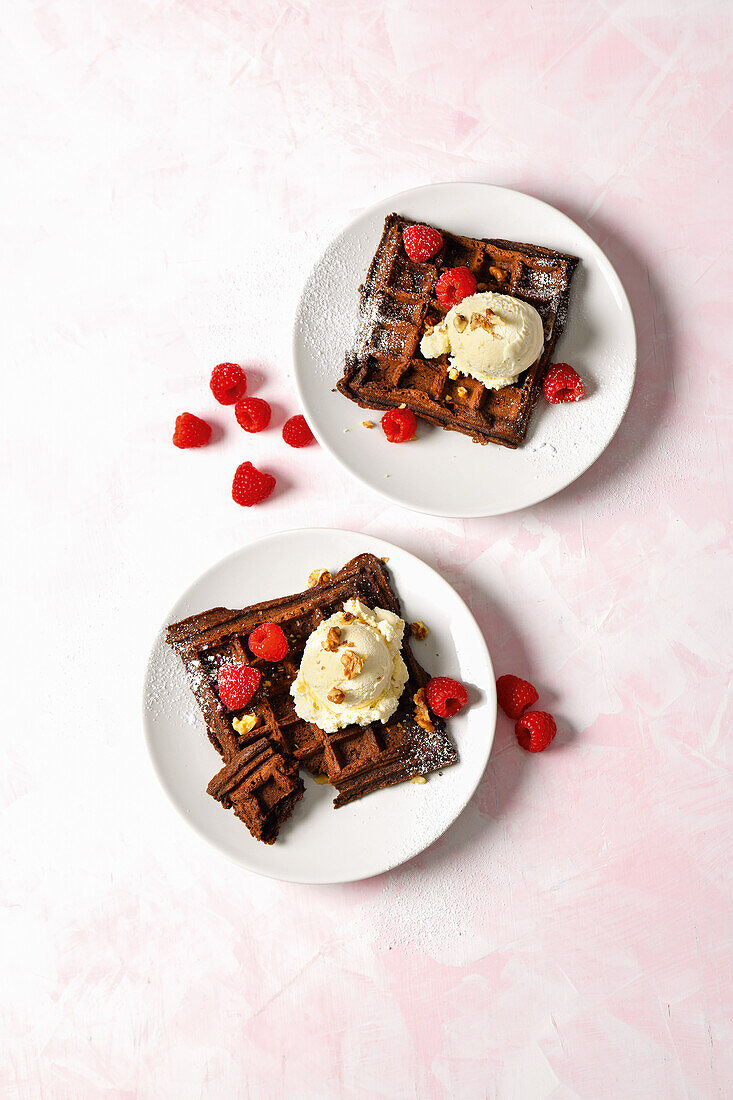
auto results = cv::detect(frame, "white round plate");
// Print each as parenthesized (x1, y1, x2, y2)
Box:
(293, 182, 636, 518)
(143, 528, 496, 884)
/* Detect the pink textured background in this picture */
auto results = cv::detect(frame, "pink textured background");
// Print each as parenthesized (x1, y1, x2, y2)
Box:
(2, 2, 731, 1097)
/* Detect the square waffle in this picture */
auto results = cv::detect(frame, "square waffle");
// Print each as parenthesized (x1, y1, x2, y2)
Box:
(166, 553, 457, 839)
(337, 213, 579, 448)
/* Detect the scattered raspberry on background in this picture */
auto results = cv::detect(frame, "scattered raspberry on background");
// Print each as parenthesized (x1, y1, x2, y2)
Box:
(248, 622, 289, 661)
(543, 363, 584, 403)
(435, 266, 477, 309)
(496, 674, 539, 719)
(217, 664, 261, 709)
(282, 414, 315, 448)
(515, 711, 557, 752)
(231, 461, 276, 506)
(402, 224, 443, 262)
(210, 362, 247, 405)
(235, 397, 271, 433)
(425, 676, 469, 718)
(381, 407, 417, 443)
(172, 412, 212, 449)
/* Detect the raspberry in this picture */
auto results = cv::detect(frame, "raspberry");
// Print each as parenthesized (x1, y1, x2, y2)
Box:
(425, 676, 468, 718)
(496, 674, 539, 719)
(515, 711, 557, 752)
(217, 664, 261, 709)
(435, 266, 477, 309)
(172, 412, 212, 449)
(210, 362, 247, 405)
(543, 363, 584, 404)
(381, 407, 417, 443)
(282, 414, 315, 448)
(235, 397, 271, 433)
(402, 224, 443, 262)
(232, 461, 276, 506)
(249, 622, 289, 662)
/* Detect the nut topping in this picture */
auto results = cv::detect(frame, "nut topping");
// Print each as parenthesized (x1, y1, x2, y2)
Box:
(232, 714, 259, 736)
(469, 310, 496, 333)
(489, 265, 506, 283)
(410, 620, 429, 640)
(322, 626, 342, 652)
(327, 687, 345, 704)
(362, 420, 374, 429)
(453, 314, 468, 333)
(308, 568, 332, 588)
(413, 687, 435, 733)
(341, 651, 364, 679)
(456, 386, 468, 399)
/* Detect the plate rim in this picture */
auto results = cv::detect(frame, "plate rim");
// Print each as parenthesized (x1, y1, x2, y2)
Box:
(291, 180, 637, 519)
(142, 526, 497, 884)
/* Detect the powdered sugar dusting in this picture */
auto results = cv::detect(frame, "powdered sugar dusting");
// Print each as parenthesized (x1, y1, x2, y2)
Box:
(144, 631, 200, 729)
(294, 229, 374, 381)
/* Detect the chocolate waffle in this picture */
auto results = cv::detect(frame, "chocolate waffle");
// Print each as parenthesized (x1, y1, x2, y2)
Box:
(166, 554, 457, 836)
(337, 213, 579, 448)
(207, 739, 304, 844)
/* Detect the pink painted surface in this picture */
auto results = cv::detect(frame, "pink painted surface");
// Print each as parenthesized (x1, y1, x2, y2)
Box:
(1, 2, 731, 1097)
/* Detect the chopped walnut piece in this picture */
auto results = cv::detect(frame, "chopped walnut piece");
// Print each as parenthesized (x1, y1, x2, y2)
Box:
(308, 568, 331, 588)
(322, 626, 341, 652)
(313, 774, 330, 785)
(448, 367, 460, 381)
(453, 314, 468, 333)
(341, 651, 364, 679)
(327, 687, 345, 704)
(489, 265, 506, 283)
(362, 420, 375, 429)
(413, 688, 435, 733)
(456, 386, 468, 399)
(232, 714, 259, 736)
(410, 620, 429, 640)
(341, 610, 354, 623)
(469, 310, 496, 333)
(410, 775, 427, 785)
(476, 281, 487, 291)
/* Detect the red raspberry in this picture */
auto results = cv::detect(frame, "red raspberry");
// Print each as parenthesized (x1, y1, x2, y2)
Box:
(232, 461, 276, 506)
(496, 674, 539, 719)
(381, 407, 417, 443)
(172, 412, 212, 449)
(515, 711, 557, 752)
(282, 414, 315, 448)
(402, 224, 443, 262)
(249, 622, 289, 661)
(235, 397, 271, 433)
(217, 664, 261, 709)
(543, 364, 584, 404)
(435, 266, 477, 309)
(425, 676, 469, 718)
(210, 362, 247, 405)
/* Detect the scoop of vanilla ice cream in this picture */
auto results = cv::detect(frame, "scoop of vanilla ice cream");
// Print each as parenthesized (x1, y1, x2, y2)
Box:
(420, 291, 544, 389)
(290, 599, 409, 733)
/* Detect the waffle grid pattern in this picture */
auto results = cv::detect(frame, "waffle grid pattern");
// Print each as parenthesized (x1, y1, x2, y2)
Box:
(166, 555, 457, 839)
(338, 214, 579, 447)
